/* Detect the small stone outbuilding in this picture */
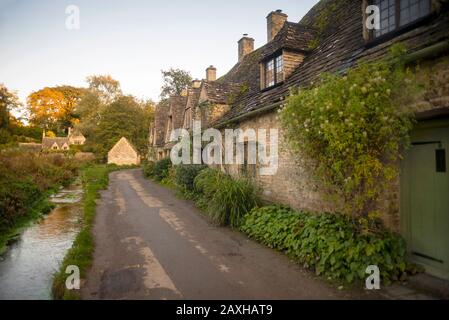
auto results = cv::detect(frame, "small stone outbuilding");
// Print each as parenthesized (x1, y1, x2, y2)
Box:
(107, 137, 140, 166)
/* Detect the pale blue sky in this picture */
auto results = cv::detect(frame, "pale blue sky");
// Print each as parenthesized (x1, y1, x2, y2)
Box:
(0, 0, 320, 107)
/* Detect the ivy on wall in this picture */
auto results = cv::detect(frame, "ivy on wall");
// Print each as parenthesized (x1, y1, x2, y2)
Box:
(280, 45, 422, 223)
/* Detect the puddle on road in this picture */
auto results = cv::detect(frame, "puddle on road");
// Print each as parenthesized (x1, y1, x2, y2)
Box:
(0, 182, 83, 300)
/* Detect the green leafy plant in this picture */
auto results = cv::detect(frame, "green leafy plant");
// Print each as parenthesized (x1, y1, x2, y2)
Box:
(240, 206, 417, 284)
(142, 160, 155, 178)
(151, 158, 172, 181)
(194, 169, 259, 228)
(279, 46, 421, 219)
(52, 164, 122, 300)
(173, 164, 207, 195)
(0, 150, 82, 251)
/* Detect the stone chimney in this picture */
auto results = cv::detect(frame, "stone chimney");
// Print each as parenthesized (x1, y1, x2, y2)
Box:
(192, 79, 201, 88)
(267, 10, 288, 42)
(238, 34, 254, 62)
(206, 65, 217, 81)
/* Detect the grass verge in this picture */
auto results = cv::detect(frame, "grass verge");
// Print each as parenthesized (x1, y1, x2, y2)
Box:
(51, 164, 125, 300)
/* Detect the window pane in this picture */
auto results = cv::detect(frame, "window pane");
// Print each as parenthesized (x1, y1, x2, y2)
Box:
(265, 59, 275, 87)
(275, 55, 284, 83)
(399, 0, 430, 26)
(373, 0, 396, 37)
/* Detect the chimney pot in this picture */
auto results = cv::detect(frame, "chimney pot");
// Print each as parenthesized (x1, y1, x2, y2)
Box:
(267, 10, 288, 42)
(238, 34, 254, 62)
(192, 79, 201, 88)
(206, 65, 217, 82)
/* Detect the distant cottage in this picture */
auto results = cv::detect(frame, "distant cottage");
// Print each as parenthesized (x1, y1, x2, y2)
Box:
(68, 127, 86, 145)
(41, 127, 86, 151)
(42, 137, 70, 151)
(108, 137, 140, 166)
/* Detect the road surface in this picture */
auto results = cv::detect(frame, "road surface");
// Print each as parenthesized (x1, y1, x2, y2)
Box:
(81, 169, 376, 300)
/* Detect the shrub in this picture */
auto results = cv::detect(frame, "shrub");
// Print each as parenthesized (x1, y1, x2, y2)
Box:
(194, 169, 259, 228)
(142, 160, 155, 178)
(174, 164, 208, 192)
(0, 151, 80, 234)
(151, 158, 172, 181)
(279, 45, 421, 219)
(240, 205, 415, 284)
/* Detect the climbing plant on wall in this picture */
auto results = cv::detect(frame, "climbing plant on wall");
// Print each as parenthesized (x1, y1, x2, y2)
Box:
(280, 45, 422, 222)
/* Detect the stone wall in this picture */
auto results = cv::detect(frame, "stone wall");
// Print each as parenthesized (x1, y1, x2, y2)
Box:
(223, 111, 337, 214)
(221, 54, 449, 233)
(283, 50, 305, 80)
(108, 139, 140, 166)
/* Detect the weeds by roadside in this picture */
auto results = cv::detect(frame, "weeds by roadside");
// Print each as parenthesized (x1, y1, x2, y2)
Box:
(52, 164, 127, 300)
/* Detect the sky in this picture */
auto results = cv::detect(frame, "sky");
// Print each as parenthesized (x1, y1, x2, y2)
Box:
(0, 0, 320, 109)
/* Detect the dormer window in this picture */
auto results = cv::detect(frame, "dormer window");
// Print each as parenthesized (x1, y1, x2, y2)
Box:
(262, 54, 284, 89)
(370, 0, 431, 39)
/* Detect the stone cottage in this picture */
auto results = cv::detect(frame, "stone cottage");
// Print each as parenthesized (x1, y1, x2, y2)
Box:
(41, 127, 86, 151)
(68, 127, 86, 145)
(149, 0, 449, 280)
(108, 137, 140, 166)
(42, 137, 70, 151)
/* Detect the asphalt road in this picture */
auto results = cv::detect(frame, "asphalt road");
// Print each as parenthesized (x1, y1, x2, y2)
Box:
(81, 169, 376, 300)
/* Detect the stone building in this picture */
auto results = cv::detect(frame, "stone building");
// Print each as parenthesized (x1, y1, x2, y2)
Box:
(108, 137, 140, 166)
(41, 127, 86, 151)
(149, 0, 449, 280)
(41, 137, 70, 151)
(68, 127, 86, 145)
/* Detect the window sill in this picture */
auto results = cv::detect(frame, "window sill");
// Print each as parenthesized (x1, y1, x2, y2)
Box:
(260, 81, 284, 93)
(365, 14, 435, 49)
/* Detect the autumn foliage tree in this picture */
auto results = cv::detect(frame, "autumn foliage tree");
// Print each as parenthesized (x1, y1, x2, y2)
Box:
(27, 86, 86, 134)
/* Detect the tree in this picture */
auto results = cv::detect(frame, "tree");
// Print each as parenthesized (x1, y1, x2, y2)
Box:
(27, 86, 85, 134)
(86, 75, 122, 105)
(83, 95, 154, 159)
(160, 68, 192, 100)
(0, 84, 21, 130)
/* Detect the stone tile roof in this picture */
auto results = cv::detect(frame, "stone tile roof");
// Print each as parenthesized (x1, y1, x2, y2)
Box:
(201, 81, 243, 104)
(215, 0, 449, 125)
(186, 87, 201, 110)
(153, 102, 169, 147)
(169, 95, 187, 131)
(213, 0, 449, 122)
(217, 49, 262, 95)
(260, 22, 317, 60)
(42, 137, 69, 149)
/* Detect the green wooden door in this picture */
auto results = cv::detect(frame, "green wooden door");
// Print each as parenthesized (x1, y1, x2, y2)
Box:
(401, 120, 449, 280)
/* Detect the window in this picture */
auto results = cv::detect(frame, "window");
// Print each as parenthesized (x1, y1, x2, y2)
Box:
(240, 141, 257, 178)
(371, 0, 431, 39)
(263, 55, 284, 89)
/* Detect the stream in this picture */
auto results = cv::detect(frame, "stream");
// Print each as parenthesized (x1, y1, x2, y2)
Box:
(0, 180, 83, 300)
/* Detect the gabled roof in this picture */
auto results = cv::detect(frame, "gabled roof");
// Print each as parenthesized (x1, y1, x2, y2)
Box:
(201, 81, 243, 104)
(108, 137, 139, 155)
(153, 102, 170, 147)
(215, 0, 449, 125)
(42, 137, 70, 149)
(217, 49, 262, 95)
(168, 95, 187, 130)
(69, 128, 85, 139)
(185, 87, 201, 110)
(260, 22, 317, 60)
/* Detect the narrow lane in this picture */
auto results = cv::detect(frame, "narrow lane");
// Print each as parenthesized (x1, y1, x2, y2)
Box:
(82, 169, 375, 300)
